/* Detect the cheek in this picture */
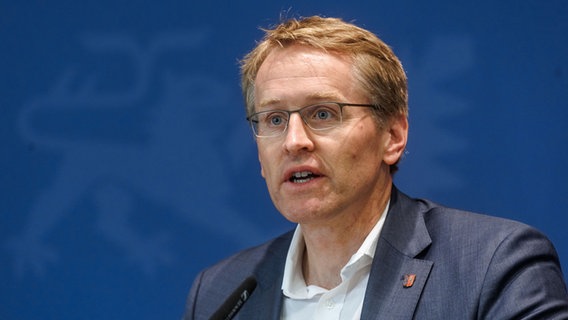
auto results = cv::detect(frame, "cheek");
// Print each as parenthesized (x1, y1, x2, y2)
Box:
(257, 144, 275, 179)
(332, 142, 366, 175)
(258, 153, 267, 178)
(260, 161, 266, 178)
(343, 127, 382, 163)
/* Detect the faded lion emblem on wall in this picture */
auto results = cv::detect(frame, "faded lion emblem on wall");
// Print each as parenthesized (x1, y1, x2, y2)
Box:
(5, 30, 267, 278)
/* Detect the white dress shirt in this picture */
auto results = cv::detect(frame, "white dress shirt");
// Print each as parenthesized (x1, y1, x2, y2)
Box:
(280, 202, 389, 320)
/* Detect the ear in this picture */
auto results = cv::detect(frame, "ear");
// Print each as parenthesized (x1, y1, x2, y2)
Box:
(382, 115, 408, 166)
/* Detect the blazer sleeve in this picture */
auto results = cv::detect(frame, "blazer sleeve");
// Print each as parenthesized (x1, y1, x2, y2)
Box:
(182, 271, 205, 320)
(478, 225, 568, 319)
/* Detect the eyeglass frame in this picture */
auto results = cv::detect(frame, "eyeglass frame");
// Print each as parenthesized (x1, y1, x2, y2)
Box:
(246, 101, 380, 138)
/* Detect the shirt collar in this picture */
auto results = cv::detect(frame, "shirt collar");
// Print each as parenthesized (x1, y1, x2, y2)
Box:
(282, 201, 390, 299)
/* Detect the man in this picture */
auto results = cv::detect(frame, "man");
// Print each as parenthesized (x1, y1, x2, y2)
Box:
(183, 16, 568, 319)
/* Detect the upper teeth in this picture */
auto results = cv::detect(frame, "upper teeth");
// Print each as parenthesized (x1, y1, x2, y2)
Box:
(293, 171, 311, 178)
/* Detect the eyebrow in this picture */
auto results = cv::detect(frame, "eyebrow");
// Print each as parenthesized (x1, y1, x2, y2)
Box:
(258, 91, 344, 110)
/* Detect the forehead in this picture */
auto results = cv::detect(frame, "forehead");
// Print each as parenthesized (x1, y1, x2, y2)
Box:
(254, 45, 362, 109)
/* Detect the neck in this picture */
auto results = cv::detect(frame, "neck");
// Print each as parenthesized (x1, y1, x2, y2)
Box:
(300, 184, 391, 289)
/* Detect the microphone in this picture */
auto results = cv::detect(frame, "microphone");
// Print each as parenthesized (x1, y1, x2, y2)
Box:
(209, 276, 257, 320)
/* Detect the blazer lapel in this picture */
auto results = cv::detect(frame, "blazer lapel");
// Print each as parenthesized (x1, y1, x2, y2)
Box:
(361, 187, 434, 320)
(236, 273, 283, 320)
(236, 232, 292, 320)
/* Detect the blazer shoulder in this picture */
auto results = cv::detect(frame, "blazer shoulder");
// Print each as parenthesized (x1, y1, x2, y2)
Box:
(184, 230, 294, 320)
(203, 230, 294, 280)
(421, 199, 540, 241)
(391, 188, 560, 268)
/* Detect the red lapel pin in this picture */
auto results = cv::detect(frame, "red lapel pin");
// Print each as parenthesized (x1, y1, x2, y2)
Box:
(403, 274, 416, 288)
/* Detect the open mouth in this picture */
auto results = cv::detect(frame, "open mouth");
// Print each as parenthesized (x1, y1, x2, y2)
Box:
(289, 171, 320, 184)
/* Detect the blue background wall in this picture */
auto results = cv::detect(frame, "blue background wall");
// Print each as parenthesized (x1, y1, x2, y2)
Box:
(2, 1, 567, 319)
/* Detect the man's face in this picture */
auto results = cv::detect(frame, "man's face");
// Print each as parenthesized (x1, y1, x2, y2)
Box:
(253, 44, 406, 226)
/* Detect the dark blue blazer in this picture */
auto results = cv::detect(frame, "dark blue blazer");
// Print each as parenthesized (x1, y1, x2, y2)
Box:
(184, 187, 568, 319)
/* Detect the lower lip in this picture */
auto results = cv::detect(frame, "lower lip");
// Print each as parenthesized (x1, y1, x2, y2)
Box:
(283, 176, 322, 190)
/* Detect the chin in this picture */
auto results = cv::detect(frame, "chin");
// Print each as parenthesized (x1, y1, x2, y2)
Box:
(280, 207, 326, 225)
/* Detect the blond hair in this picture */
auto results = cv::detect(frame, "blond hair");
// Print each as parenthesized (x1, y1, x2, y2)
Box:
(240, 16, 408, 124)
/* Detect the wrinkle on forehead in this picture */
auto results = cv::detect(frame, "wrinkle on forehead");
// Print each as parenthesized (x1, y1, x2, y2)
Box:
(255, 45, 363, 110)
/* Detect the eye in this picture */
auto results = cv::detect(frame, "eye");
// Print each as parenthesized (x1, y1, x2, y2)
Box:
(315, 109, 331, 120)
(307, 104, 340, 122)
(264, 112, 287, 127)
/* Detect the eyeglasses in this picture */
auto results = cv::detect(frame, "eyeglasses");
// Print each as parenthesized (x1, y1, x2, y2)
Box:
(246, 102, 378, 138)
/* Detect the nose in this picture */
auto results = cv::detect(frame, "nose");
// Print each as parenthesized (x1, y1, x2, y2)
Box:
(283, 113, 314, 154)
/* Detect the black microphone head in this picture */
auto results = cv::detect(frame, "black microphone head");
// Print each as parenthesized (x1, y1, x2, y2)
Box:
(209, 276, 257, 320)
